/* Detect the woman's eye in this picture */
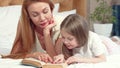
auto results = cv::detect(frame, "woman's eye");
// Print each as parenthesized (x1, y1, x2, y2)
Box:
(32, 13, 38, 17)
(43, 10, 48, 14)
(43, 8, 49, 14)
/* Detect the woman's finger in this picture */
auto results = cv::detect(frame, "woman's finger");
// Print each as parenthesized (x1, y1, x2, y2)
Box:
(38, 56, 41, 60)
(47, 56, 53, 63)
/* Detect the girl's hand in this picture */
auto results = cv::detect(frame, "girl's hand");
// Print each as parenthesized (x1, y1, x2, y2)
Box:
(25, 52, 53, 63)
(65, 56, 80, 64)
(53, 54, 65, 64)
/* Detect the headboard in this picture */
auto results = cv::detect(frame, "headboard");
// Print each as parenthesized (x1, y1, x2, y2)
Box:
(0, 0, 87, 17)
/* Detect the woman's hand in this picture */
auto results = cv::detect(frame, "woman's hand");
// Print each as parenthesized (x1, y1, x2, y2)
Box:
(25, 52, 53, 63)
(44, 18, 56, 35)
(53, 54, 65, 64)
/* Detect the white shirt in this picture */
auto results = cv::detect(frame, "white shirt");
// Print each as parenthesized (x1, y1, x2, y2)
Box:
(73, 31, 108, 58)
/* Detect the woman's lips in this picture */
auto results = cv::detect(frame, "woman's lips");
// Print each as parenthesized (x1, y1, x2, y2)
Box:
(40, 23, 46, 26)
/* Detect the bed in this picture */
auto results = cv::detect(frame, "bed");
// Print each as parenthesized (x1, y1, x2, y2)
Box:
(0, 0, 120, 68)
(0, 54, 120, 68)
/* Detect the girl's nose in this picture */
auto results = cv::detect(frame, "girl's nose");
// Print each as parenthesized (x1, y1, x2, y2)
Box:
(63, 40, 69, 44)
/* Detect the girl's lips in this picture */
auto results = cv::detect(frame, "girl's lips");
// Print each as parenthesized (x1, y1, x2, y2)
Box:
(66, 45, 71, 48)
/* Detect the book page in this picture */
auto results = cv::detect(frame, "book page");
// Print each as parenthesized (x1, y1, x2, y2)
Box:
(43, 63, 67, 68)
(21, 58, 46, 67)
(21, 58, 67, 68)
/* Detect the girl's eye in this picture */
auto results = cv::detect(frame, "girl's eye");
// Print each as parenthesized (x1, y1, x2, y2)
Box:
(68, 38, 73, 41)
(62, 37, 73, 42)
(61, 36, 66, 41)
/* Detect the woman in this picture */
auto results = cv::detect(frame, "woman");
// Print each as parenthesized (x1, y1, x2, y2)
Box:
(3, 0, 62, 62)
(53, 14, 107, 64)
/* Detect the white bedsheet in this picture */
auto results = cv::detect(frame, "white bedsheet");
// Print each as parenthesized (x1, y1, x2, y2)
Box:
(0, 59, 34, 68)
(0, 54, 120, 68)
(68, 54, 120, 68)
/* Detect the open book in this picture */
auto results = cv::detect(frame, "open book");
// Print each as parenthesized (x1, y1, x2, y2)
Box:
(21, 58, 67, 68)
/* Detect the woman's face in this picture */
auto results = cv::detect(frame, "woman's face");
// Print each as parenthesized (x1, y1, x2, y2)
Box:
(61, 29, 79, 49)
(27, 2, 53, 29)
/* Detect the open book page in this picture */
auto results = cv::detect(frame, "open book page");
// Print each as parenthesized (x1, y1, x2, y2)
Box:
(43, 63, 67, 68)
(21, 58, 46, 67)
(21, 58, 67, 68)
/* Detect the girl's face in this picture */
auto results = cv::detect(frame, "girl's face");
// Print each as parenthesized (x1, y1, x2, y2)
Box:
(27, 2, 53, 29)
(61, 30, 79, 49)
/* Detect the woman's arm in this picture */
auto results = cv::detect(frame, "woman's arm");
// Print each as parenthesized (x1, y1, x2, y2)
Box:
(43, 22, 57, 58)
(43, 29, 56, 58)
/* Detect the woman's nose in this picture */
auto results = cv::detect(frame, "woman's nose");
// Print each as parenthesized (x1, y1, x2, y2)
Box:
(39, 14, 45, 21)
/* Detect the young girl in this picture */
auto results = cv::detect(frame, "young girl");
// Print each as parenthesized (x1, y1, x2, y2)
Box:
(53, 14, 108, 64)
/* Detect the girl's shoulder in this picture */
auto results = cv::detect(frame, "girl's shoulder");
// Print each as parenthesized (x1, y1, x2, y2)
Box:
(89, 31, 100, 39)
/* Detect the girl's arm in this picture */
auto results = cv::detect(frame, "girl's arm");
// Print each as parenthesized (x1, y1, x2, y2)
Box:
(65, 54, 106, 64)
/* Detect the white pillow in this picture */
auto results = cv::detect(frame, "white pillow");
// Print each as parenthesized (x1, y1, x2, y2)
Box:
(53, 3, 60, 14)
(0, 5, 22, 55)
(54, 9, 76, 18)
(53, 9, 76, 31)
(0, 48, 11, 55)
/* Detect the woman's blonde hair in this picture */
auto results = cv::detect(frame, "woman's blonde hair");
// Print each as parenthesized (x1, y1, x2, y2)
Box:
(20, 0, 54, 53)
(2, 0, 54, 59)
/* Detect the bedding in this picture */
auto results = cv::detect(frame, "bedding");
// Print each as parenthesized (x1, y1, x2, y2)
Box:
(100, 35, 120, 55)
(0, 54, 120, 68)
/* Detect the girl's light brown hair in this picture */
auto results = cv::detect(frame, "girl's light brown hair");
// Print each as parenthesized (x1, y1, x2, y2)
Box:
(60, 14, 89, 59)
